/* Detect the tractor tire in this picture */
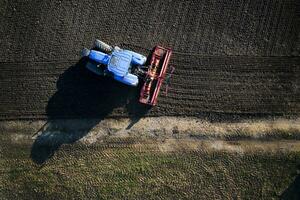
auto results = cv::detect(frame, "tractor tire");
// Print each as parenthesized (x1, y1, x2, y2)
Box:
(94, 39, 113, 53)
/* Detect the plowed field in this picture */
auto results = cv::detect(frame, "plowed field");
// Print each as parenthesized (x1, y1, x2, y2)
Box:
(0, 0, 299, 120)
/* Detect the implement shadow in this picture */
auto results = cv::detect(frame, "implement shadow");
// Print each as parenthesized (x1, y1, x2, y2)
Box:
(31, 58, 150, 164)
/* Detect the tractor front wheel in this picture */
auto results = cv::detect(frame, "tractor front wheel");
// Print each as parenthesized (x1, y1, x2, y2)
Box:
(85, 61, 106, 76)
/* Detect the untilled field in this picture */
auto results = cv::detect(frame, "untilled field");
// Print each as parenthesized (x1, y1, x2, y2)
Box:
(1, 140, 300, 199)
(0, 118, 300, 199)
(0, 0, 300, 199)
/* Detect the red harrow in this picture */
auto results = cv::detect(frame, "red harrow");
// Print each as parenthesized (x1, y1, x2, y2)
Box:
(139, 46, 173, 106)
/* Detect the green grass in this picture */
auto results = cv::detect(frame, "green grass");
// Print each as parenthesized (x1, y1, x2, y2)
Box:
(1, 142, 300, 200)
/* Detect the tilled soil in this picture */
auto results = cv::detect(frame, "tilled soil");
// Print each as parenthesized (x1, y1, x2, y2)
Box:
(1, 0, 299, 62)
(0, 0, 299, 120)
(0, 55, 299, 119)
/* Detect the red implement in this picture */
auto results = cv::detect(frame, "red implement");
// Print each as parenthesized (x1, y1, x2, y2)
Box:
(139, 46, 172, 106)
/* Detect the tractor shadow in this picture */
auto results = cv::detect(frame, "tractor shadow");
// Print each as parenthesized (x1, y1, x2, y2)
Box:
(280, 173, 300, 200)
(30, 58, 150, 165)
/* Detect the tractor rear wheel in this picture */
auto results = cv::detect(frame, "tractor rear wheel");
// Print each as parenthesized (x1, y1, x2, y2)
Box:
(94, 39, 113, 53)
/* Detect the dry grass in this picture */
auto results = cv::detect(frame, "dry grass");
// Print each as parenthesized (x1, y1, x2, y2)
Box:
(1, 141, 300, 199)
(1, 118, 300, 199)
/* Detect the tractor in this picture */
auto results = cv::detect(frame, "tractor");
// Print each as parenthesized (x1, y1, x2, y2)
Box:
(81, 39, 173, 106)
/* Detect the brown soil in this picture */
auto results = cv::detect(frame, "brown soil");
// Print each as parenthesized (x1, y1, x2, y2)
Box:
(0, 0, 299, 120)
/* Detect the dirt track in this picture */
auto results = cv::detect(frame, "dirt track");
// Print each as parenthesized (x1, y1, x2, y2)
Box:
(0, 0, 299, 119)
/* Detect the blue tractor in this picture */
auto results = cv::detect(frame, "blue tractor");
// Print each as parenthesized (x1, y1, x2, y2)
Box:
(81, 39, 147, 86)
(81, 39, 173, 106)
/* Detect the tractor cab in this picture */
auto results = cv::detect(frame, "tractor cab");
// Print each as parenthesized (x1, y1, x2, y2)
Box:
(108, 51, 132, 77)
(107, 50, 141, 86)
